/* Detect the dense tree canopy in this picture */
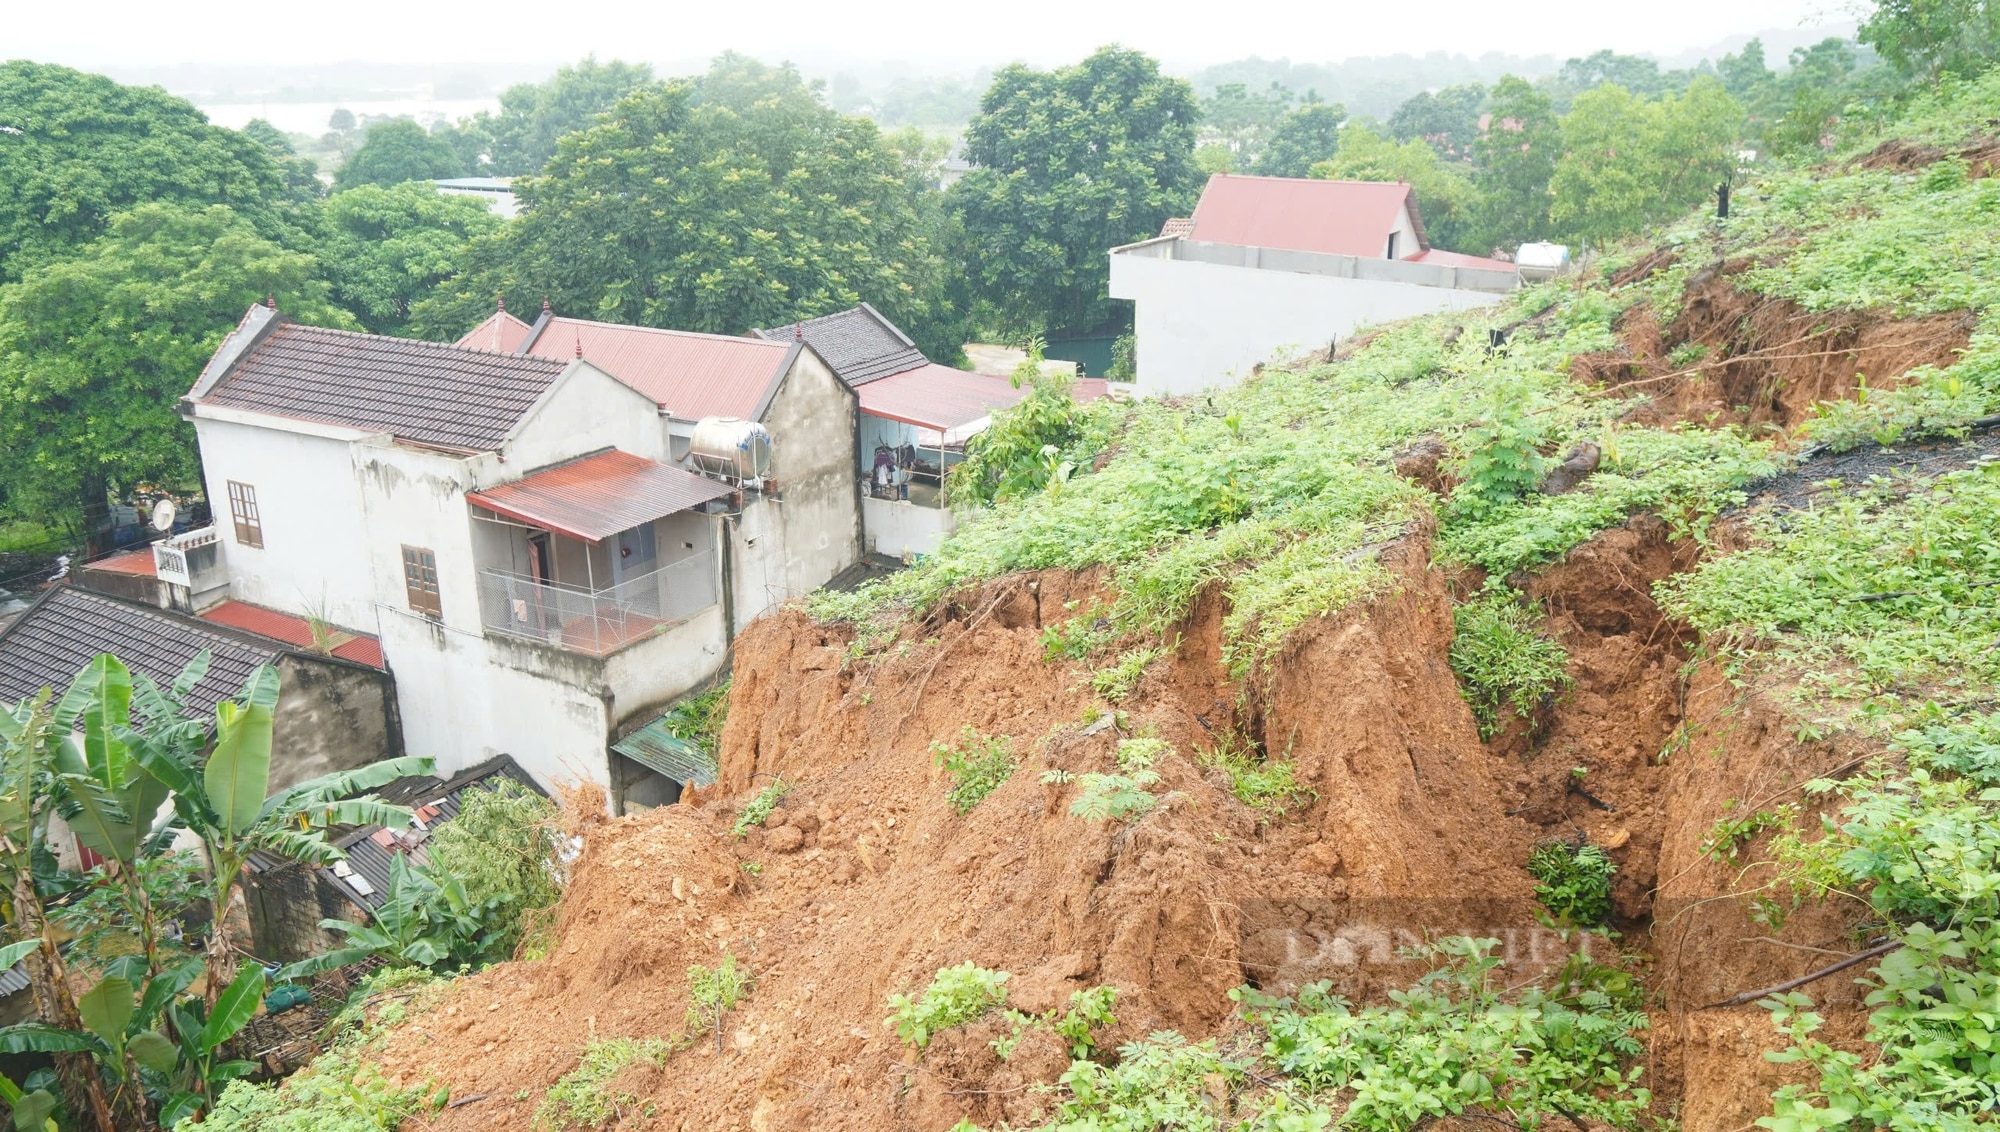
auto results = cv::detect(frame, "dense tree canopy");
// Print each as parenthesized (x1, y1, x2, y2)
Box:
(0, 204, 351, 517)
(333, 120, 464, 191)
(952, 46, 1201, 336)
(319, 183, 501, 334)
(1471, 76, 1562, 249)
(0, 62, 299, 284)
(474, 56, 655, 176)
(413, 57, 960, 357)
(1548, 77, 1744, 247)
(1862, 0, 2000, 80)
(1253, 102, 1347, 178)
(1386, 83, 1486, 159)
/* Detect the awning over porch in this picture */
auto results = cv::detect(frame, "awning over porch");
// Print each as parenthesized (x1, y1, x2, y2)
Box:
(855, 364, 1030, 432)
(467, 449, 733, 542)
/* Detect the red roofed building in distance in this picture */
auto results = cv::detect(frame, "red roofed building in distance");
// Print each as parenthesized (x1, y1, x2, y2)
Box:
(1111, 173, 1523, 397)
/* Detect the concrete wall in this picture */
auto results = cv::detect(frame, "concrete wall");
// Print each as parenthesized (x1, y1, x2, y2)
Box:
(1390, 204, 1423, 260)
(862, 496, 954, 560)
(242, 862, 368, 962)
(732, 350, 861, 624)
(1110, 247, 1511, 397)
(271, 654, 401, 789)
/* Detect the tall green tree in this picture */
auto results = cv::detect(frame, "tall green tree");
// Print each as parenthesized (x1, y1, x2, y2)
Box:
(951, 46, 1201, 336)
(476, 56, 654, 176)
(332, 120, 464, 191)
(1311, 125, 1480, 251)
(0, 62, 300, 284)
(1472, 76, 1561, 250)
(1861, 0, 2000, 80)
(319, 182, 500, 334)
(1548, 78, 1744, 248)
(1387, 84, 1486, 159)
(0, 204, 352, 523)
(1253, 101, 1348, 177)
(239, 119, 323, 201)
(414, 62, 960, 358)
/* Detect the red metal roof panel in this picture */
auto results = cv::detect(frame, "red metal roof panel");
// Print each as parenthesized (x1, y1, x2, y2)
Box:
(856, 365, 1031, 431)
(1188, 174, 1416, 257)
(1410, 247, 1519, 272)
(467, 450, 734, 543)
(520, 317, 791, 421)
(456, 310, 536, 354)
(198, 600, 388, 670)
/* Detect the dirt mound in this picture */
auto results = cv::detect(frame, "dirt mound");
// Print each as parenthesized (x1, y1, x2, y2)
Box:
(1572, 260, 1971, 433)
(1854, 134, 2000, 177)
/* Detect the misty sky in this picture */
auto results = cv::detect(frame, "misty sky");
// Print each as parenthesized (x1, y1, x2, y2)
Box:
(7, 0, 1852, 71)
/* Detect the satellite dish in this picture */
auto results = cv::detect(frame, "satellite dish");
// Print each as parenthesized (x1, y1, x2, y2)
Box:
(149, 498, 177, 532)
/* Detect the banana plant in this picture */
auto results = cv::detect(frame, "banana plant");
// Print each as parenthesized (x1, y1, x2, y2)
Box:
(0, 695, 117, 1132)
(280, 854, 504, 979)
(0, 1068, 58, 1132)
(120, 662, 433, 1004)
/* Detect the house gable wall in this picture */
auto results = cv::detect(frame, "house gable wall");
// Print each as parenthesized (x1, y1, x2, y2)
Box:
(733, 350, 861, 624)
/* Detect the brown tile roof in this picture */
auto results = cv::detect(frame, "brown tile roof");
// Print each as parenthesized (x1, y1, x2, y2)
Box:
(0, 586, 283, 720)
(466, 449, 734, 543)
(199, 314, 570, 452)
(752, 304, 926, 388)
(1158, 217, 1194, 238)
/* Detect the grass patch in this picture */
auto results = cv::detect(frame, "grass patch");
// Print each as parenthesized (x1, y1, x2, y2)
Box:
(1090, 645, 1164, 701)
(731, 779, 789, 838)
(533, 1037, 669, 1130)
(931, 725, 1014, 814)
(1197, 733, 1314, 817)
(1449, 586, 1573, 741)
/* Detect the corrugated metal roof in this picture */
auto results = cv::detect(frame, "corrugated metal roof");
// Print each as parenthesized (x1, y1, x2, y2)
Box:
(467, 449, 734, 543)
(518, 317, 791, 421)
(0, 961, 28, 998)
(457, 309, 536, 354)
(324, 756, 541, 911)
(752, 305, 926, 388)
(0, 587, 281, 720)
(198, 314, 570, 452)
(856, 365, 1032, 431)
(1189, 174, 1419, 258)
(612, 718, 719, 786)
(199, 601, 386, 671)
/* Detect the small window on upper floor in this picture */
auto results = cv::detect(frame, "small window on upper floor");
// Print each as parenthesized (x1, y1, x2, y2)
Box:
(226, 481, 263, 548)
(402, 545, 442, 619)
(1386, 232, 1400, 260)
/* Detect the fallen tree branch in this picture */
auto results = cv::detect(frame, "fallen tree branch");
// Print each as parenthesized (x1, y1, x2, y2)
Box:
(1697, 937, 1903, 1009)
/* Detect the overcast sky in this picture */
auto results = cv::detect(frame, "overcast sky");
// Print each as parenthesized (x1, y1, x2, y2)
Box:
(6, 0, 1855, 71)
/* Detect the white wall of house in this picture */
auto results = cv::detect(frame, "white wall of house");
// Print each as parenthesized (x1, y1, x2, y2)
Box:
(727, 349, 861, 624)
(862, 496, 955, 560)
(1110, 245, 1512, 397)
(1389, 204, 1423, 260)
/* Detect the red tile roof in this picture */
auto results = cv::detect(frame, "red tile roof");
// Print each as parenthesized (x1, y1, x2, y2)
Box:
(199, 600, 387, 670)
(1188, 174, 1420, 258)
(511, 317, 793, 421)
(1158, 217, 1194, 238)
(857, 365, 1027, 431)
(459, 310, 535, 354)
(467, 450, 735, 543)
(1411, 247, 1518, 273)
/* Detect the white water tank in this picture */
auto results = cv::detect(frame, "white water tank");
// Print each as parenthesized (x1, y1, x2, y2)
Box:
(688, 417, 774, 481)
(1515, 242, 1571, 282)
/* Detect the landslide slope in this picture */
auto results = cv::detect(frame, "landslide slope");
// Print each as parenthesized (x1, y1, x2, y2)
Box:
(369, 76, 2000, 1132)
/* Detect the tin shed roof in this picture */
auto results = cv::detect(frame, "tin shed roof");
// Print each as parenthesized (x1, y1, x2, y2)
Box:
(1188, 174, 1422, 258)
(855, 365, 1031, 431)
(323, 756, 541, 911)
(752, 304, 926, 388)
(510, 316, 794, 421)
(197, 310, 570, 451)
(612, 718, 719, 787)
(466, 450, 733, 542)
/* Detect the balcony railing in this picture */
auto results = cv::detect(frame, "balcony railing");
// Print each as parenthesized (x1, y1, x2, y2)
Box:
(477, 551, 718, 657)
(153, 526, 220, 588)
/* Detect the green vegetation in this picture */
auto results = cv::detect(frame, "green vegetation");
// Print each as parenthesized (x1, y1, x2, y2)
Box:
(931, 726, 1014, 814)
(1090, 646, 1165, 702)
(1197, 733, 1315, 817)
(533, 1037, 669, 1131)
(950, 352, 1123, 507)
(731, 779, 790, 838)
(331, 120, 463, 191)
(1070, 737, 1170, 823)
(1449, 587, 1573, 740)
(656, 680, 731, 756)
(682, 955, 754, 1057)
(425, 779, 568, 961)
(886, 963, 1011, 1049)
(316, 183, 501, 334)
(993, 985, 1121, 1062)
(1527, 839, 1618, 928)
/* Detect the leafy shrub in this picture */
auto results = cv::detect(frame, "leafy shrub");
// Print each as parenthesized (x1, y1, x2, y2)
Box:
(1527, 838, 1618, 927)
(931, 726, 1014, 814)
(1071, 738, 1170, 822)
(731, 779, 789, 838)
(1451, 395, 1552, 515)
(1449, 587, 1572, 740)
(1051, 986, 1119, 1060)
(886, 963, 1010, 1049)
(658, 680, 730, 754)
(1232, 939, 1652, 1131)
(1044, 1031, 1249, 1128)
(533, 1037, 669, 1130)
(196, 1047, 443, 1132)
(425, 778, 567, 961)
(950, 360, 1123, 506)
(1091, 646, 1163, 701)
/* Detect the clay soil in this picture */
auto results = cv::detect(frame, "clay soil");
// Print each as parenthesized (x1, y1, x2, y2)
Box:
(370, 284, 1973, 1132)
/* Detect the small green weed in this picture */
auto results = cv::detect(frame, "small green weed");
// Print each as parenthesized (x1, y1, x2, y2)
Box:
(1527, 838, 1618, 927)
(886, 963, 1010, 1049)
(731, 780, 789, 838)
(1699, 802, 1793, 863)
(533, 1037, 669, 1130)
(1071, 738, 1169, 822)
(1450, 586, 1572, 741)
(1090, 645, 1163, 701)
(1197, 733, 1315, 817)
(684, 955, 754, 1055)
(931, 726, 1015, 814)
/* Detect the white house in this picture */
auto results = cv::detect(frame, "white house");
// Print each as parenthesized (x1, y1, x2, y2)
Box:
(180, 303, 859, 812)
(1110, 174, 1521, 397)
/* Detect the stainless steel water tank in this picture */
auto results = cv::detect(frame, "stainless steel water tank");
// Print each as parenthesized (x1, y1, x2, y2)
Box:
(688, 417, 774, 481)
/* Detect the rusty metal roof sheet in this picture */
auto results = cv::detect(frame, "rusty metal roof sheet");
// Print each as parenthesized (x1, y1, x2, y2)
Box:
(1188, 174, 1421, 258)
(752, 304, 926, 388)
(198, 314, 570, 451)
(517, 316, 793, 421)
(466, 450, 734, 542)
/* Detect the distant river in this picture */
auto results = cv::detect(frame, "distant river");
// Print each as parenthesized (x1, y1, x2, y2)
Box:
(198, 98, 501, 135)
